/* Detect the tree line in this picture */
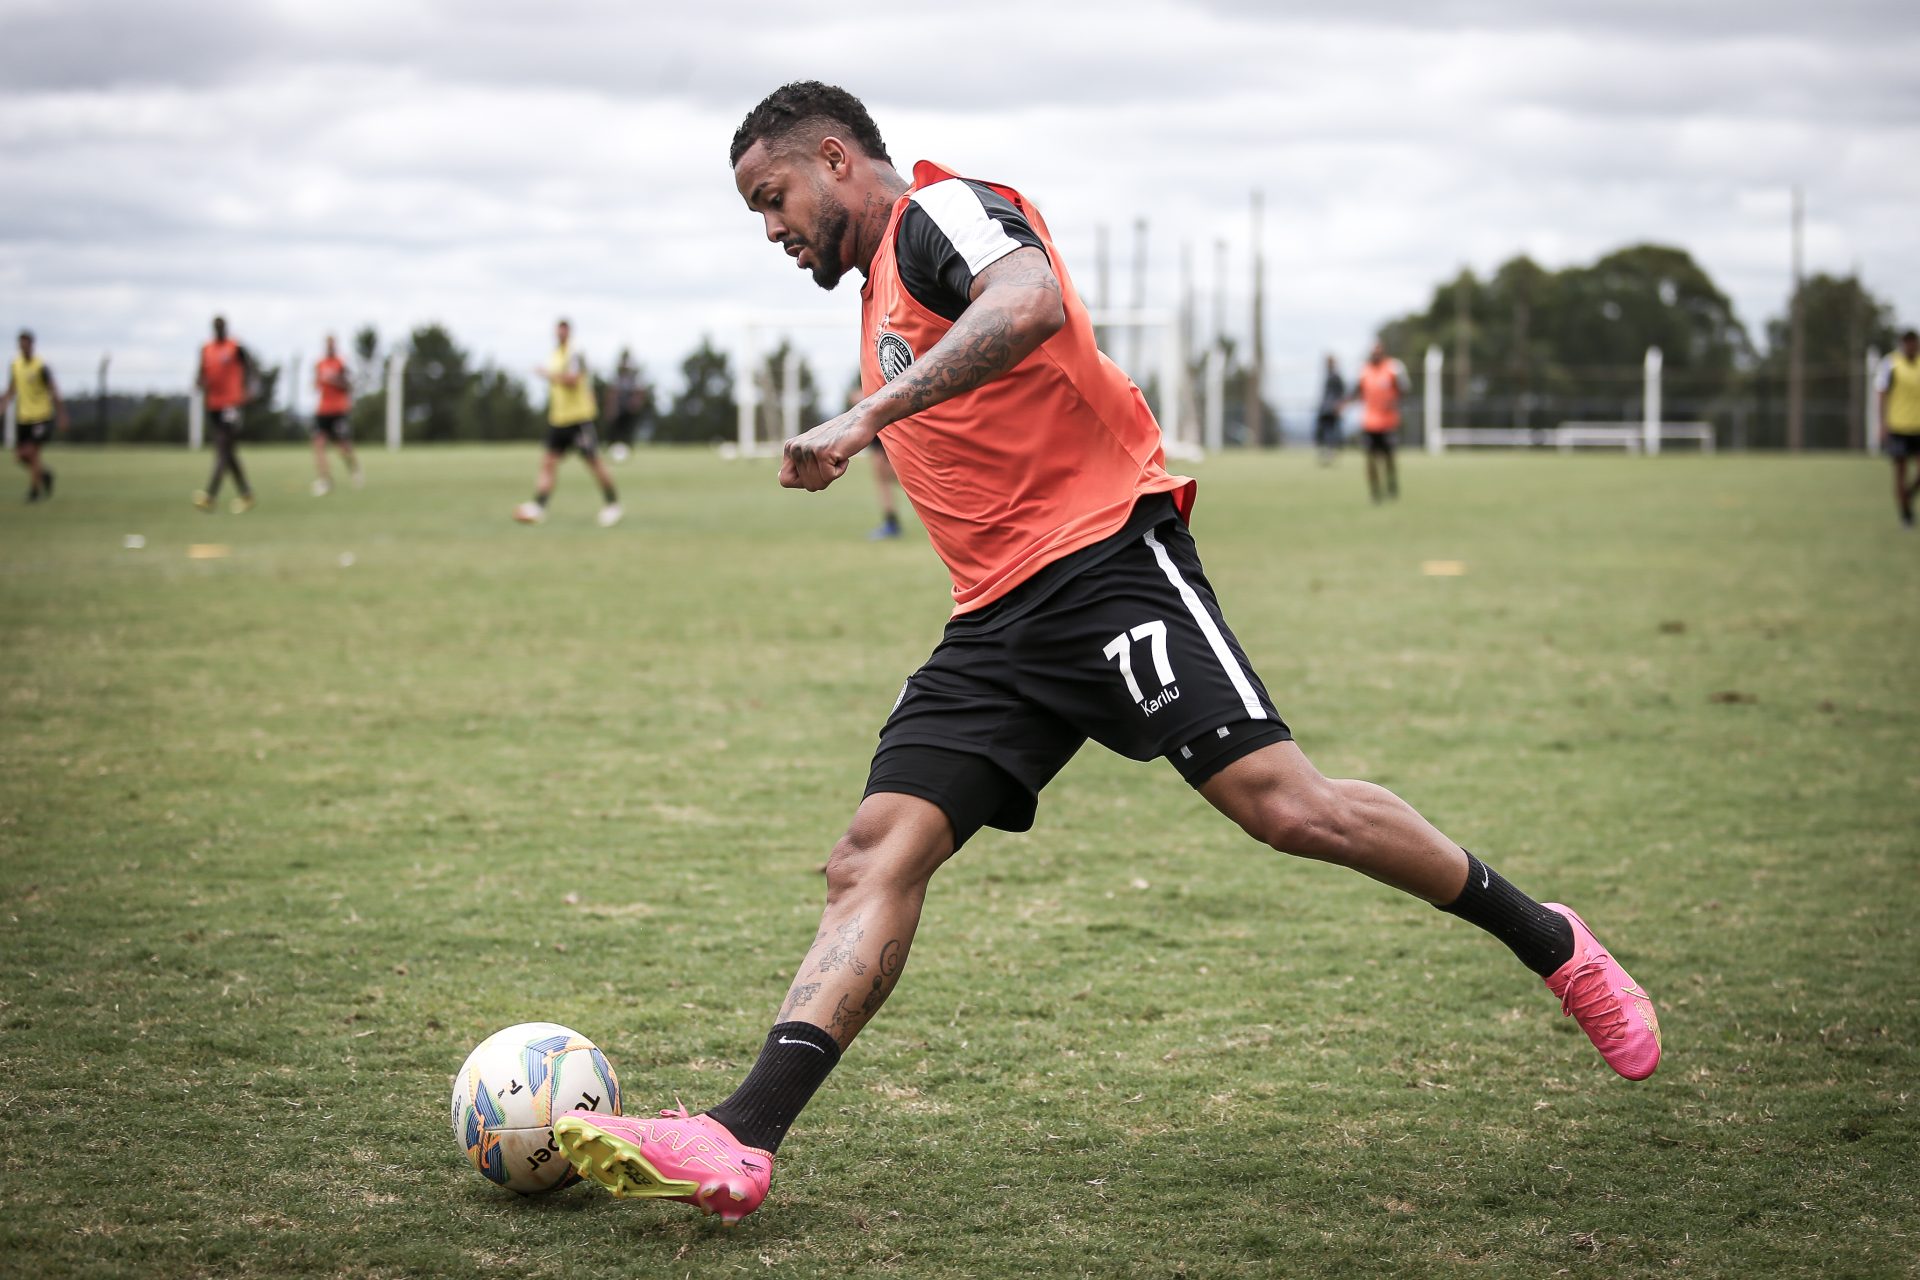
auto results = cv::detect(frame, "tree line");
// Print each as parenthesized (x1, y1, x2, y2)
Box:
(46, 242, 1902, 450)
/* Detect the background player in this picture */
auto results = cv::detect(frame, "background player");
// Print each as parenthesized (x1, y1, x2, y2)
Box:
(1347, 340, 1409, 502)
(310, 334, 362, 496)
(553, 82, 1661, 1224)
(194, 316, 255, 514)
(1877, 329, 1920, 527)
(515, 319, 621, 527)
(602, 348, 650, 463)
(1313, 351, 1345, 465)
(2, 329, 66, 502)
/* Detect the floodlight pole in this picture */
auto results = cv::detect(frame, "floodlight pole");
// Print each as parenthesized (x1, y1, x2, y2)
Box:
(1424, 345, 1444, 454)
(1204, 345, 1225, 452)
(2, 397, 14, 450)
(737, 327, 759, 454)
(384, 350, 408, 451)
(1865, 347, 1882, 453)
(188, 388, 205, 449)
(1643, 346, 1663, 455)
(780, 344, 800, 441)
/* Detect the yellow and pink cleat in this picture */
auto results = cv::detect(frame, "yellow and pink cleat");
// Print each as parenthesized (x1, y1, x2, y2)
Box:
(553, 1106, 773, 1223)
(1543, 904, 1661, 1080)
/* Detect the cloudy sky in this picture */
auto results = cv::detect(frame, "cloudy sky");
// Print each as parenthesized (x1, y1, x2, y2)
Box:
(3, 0, 1915, 415)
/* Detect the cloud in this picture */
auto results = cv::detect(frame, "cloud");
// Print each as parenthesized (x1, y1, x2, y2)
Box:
(1, 0, 1914, 406)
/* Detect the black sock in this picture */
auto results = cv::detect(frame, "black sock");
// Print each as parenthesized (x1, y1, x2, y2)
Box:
(534, 491, 550, 507)
(1438, 852, 1575, 977)
(601, 484, 618, 504)
(704, 1021, 841, 1155)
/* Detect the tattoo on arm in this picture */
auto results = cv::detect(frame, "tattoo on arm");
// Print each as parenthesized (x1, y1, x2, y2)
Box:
(869, 247, 1062, 425)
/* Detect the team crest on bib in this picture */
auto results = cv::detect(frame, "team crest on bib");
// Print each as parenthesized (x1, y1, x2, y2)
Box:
(876, 331, 914, 383)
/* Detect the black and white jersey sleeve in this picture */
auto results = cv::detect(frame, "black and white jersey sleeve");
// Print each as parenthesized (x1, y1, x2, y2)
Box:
(895, 179, 1046, 322)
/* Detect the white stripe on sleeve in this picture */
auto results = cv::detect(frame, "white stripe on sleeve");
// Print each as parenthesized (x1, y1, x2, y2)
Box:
(910, 180, 1024, 278)
(1143, 529, 1266, 721)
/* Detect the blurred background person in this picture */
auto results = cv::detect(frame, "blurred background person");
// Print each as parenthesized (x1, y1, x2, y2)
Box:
(2, 329, 67, 502)
(194, 316, 256, 514)
(1347, 340, 1409, 503)
(1314, 352, 1346, 466)
(310, 333, 363, 496)
(516, 318, 621, 526)
(602, 348, 651, 463)
(1877, 328, 1920, 528)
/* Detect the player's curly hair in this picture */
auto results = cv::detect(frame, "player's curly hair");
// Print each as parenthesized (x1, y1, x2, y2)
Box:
(729, 81, 891, 168)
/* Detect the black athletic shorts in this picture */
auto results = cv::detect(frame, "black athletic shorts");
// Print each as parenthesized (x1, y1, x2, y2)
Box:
(312, 414, 349, 441)
(1885, 432, 1920, 460)
(545, 422, 600, 457)
(16, 419, 53, 447)
(1363, 429, 1397, 454)
(865, 502, 1291, 849)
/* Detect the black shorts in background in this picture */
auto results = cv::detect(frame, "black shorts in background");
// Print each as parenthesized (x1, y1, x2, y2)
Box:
(1885, 432, 1920, 460)
(17, 419, 53, 447)
(545, 422, 600, 457)
(1363, 430, 1397, 454)
(312, 414, 349, 441)
(866, 508, 1291, 848)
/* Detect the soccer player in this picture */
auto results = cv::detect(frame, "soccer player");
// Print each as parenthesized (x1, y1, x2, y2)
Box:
(310, 334, 362, 496)
(515, 319, 621, 527)
(1877, 329, 1920, 528)
(1347, 340, 1409, 502)
(194, 316, 255, 514)
(1313, 352, 1346, 465)
(553, 82, 1661, 1223)
(2, 330, 66, 502)
(602, 348, 649, 463)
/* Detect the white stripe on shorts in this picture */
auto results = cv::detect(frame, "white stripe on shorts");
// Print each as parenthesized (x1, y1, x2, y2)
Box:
(1142, 529, 1266, 721)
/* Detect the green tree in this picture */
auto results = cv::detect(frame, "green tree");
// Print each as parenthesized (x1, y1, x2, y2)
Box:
(655, 337, 736, 443)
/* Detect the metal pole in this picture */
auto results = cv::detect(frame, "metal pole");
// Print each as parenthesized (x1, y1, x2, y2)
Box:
(1787, 185, 1806, 452)
(1127, 217, 1148, 375)
(1204, 346, 1225, 452)
(1246, 190, 1266, 447)
(1644, 345, 1663, 455)
(188, 388, 204, 449)
(1453, 270, 1472, 428)
(1158, 317, 1180, 450)
(736, 326, 758, 454)
(384, 350, 408, 451)
(1178, 241, 1199, 449)
(1865, 347, 1882, 453)
(97, 354, 110, 438)
(1093, 224, 1110, 356)
(3, 397, 14, 450)
(287, 350, 302, 426)
(1424, 345, 1444, 454)
(780, 344, 800, 441)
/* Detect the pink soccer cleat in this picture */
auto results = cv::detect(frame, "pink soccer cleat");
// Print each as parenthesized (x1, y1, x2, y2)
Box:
(552, 1106, 773, 1223)
(1542, 904, 1661, 1080)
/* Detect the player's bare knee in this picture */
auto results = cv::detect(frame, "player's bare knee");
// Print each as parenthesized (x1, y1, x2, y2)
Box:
(1255, 781, 1355, 859)
(823, 814, 940, 902)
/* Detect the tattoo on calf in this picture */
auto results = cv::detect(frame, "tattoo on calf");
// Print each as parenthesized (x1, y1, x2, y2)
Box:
(779, 981, 822, 1020)
(816, 919, 868, 975)
(859, 939, 904, 1018)
(828, 993, 855, 1034)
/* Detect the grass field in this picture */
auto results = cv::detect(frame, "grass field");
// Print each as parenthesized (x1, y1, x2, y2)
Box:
(1, 444, 1915, 1279)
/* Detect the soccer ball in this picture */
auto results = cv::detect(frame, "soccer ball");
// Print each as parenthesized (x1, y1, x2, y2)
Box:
(449, 1022, 621, 1194)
